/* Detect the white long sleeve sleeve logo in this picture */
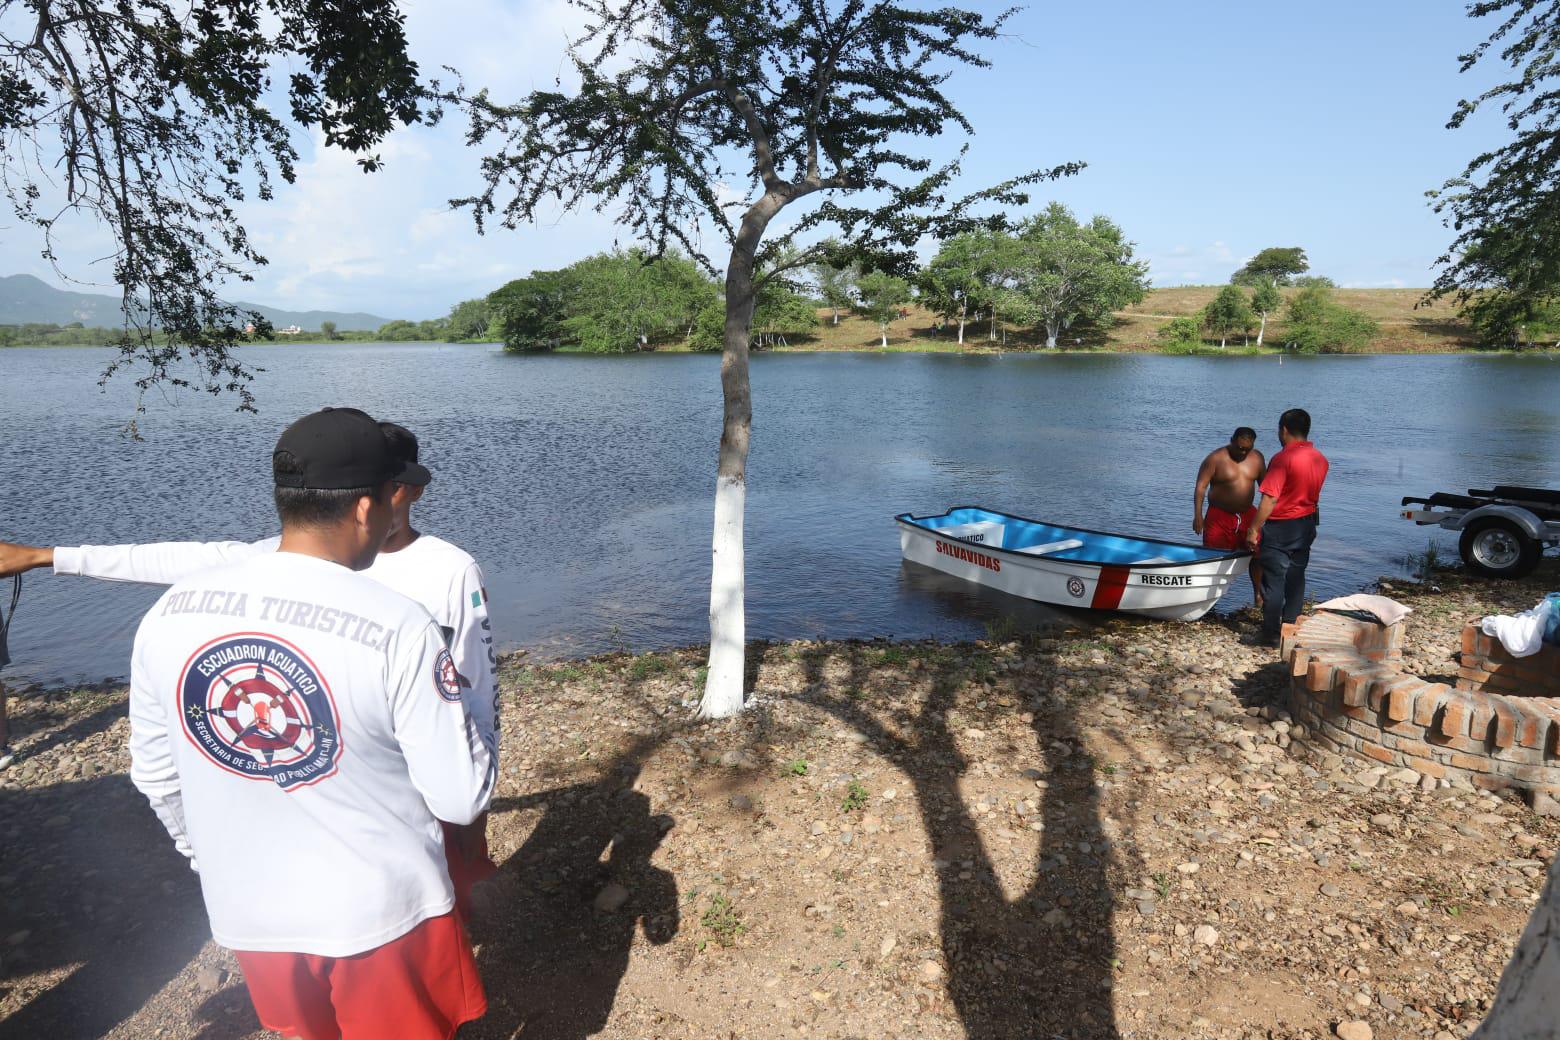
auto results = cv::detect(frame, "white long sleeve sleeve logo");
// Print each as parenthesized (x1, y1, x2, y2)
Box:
(179, 634, 342, 790)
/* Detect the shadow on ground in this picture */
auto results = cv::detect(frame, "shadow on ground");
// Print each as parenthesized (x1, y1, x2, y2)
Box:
(799, 638, 1131, 1040)
(0, 774, 209, 1040)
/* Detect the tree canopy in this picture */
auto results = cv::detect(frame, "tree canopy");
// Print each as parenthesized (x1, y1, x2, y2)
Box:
(999, 203, 1149, 349)
(1429, 1, 1560, 318)
(1202, 285, 1254, 348)
(0, 0, 427, 412)
(1231, 247, 1310, 286)
(1283, 285, 1378, 353)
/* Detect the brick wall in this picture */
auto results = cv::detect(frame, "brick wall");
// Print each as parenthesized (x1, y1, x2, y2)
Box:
(1457, 625, 1560, 699)
(1284, 612, 1560, 796)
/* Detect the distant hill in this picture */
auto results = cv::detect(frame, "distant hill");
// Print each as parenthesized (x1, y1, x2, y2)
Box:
(0, 273, 391, 332)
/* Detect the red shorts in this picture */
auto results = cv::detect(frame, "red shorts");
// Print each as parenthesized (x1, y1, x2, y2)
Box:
(442, 815, 500, 919)
(1203, 505, 1258, 551)
(234, 912, 485, 1040)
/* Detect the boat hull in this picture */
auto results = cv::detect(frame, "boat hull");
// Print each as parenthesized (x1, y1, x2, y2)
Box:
(897, 507, 1250, 621)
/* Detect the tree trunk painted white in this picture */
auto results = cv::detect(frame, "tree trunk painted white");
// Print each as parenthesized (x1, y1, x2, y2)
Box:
(831, 307, 839, 325)
(1256, 312, 1267, 346)
(1045, 317, 1059, 349)
(1220, 335, 1227, 349)
(879, 322, 888, 348)
(957, 300, 966, 345)
(1470, 856, 1560, 1039)
(698, 195, 778, 720)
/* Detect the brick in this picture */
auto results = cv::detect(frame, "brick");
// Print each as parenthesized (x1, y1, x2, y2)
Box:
(1449, 752, 1492, 772)
(1439, 695, 1472, 739)
(1458, 665, 1493, 687)
(1359, 742, 1395, 764)
(1414, 684, 1449, 727)
(1307, 659, 1338, 694)
(1469, 700, 1497, 747)
(1387, 681, 1420, 723)
(1462, 626, 1478, 656)
(1411, 758, 1447, 779)
(1290, 649, 1311, 678)
(1491, 701, 1518, 749)
(1515, 706, 1550, 750)
(1429, 731, 1485, 755)
(1394, 738, 1436, 760)
(1473, 773, 1511, 791)
(1496, 764, 1560, 784)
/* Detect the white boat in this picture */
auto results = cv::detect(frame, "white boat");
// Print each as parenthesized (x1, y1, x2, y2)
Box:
(897, 505, 1251, 621)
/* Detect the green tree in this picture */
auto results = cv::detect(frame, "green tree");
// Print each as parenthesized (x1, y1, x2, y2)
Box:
(1428, 2, 1560, 330)
(854, 272, 913, 348)
(449, 2, 1071, 716)
(444, 297, 494, 341)
(1283, 285, 1378, 353)
(1292, 275, 1336, 289)
(488, 270, 573, 351)
(0, 0, 425, 414)
(1250, 282, 1283, 347)
(1231, 247, 1310, 286)
(919, 230, 1004, 345)
(1202, 285, 1254, 349)
(752, 279, 819, 349)
(560, 250, 717, 352)
(1005, 204, 1149, 349)
(808, 240, 857, 326)
(1157, 316, 1203, 346)
(320, 320, 339, 341)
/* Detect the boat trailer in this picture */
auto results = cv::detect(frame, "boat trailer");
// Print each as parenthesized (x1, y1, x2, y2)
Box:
(1401, 485, 1560, 579)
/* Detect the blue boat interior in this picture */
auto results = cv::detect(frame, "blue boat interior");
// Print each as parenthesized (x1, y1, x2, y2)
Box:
(902, 506, 1235, 566)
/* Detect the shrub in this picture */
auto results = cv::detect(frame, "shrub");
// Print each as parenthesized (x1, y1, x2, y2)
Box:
(1157, 316, 1202, 345)
(1283, 286, 1377, 353)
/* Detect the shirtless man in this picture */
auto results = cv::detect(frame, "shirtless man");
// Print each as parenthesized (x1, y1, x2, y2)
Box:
(1192, 427, 1266, 605)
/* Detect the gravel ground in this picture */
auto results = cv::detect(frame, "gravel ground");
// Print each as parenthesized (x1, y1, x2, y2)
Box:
(1, 559, 1556, 1040)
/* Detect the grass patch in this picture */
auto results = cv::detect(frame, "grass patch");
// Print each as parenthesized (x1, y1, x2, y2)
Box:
(785, 758, 810, 777)
(701, 892, 746, 947)
(841, 780, 870, 813)
(628, 654, 674, 681)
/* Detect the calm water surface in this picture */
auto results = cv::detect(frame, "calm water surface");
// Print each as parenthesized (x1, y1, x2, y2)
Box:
(2, 344, 1557, 683)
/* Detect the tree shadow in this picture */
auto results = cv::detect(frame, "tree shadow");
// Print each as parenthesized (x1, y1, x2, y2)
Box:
(0, 774, 210, 1040)
(799, 639, 1129, 1039)
(464, 735, 679, 1040)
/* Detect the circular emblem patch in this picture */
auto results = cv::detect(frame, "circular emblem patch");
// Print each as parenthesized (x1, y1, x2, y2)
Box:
(1066, 577, 1086, 599)
(179, 634, 342, 791)
(434, 647, 464, 703)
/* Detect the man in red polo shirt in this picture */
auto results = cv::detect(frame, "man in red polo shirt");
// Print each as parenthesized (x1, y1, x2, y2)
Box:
(1245, 408, 1329, 645)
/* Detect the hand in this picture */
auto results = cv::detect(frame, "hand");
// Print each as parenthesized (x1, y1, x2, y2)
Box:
(1244, 526, 1261, 551)
(446, 812, 489, 859)
(1192, 514, 1204, 536)
(0, 542, 52, 578)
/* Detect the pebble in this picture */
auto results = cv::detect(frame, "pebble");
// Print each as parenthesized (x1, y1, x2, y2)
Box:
(728, 794, 753, 811)
(1335, 1022, 1372, 1040)
(1320, 883, 1341, 897)
(1193, 925, 1219, 947)
(195, 965, 224, 993)
(919, 960, 944, 982)
(879, 934, 897, 958)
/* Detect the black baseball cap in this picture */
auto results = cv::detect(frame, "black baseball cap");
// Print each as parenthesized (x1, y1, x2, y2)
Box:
(273, 407, 398, 490)
(380, 421, 432, 486)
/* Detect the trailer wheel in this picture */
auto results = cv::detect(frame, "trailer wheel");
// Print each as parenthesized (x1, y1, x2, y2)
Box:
(1459, 518, 1541, 579)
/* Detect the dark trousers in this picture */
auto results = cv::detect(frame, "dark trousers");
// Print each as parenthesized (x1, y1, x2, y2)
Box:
(1258, 513, 1319, 637)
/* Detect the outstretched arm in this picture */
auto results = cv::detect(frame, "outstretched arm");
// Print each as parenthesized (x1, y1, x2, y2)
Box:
(53, 537, 279, 586)
(0, 543, 53, 578)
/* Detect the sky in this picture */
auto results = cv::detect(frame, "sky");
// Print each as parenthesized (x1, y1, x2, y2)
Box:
(0, 1, 1517, 320)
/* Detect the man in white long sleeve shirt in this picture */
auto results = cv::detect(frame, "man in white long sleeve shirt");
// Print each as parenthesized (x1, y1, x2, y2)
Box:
(131, 406, 494, 1040)
(0, 422, 501, 912)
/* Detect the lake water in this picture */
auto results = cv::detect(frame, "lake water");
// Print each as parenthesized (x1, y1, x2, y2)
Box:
(2, 344, 1557, 684)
